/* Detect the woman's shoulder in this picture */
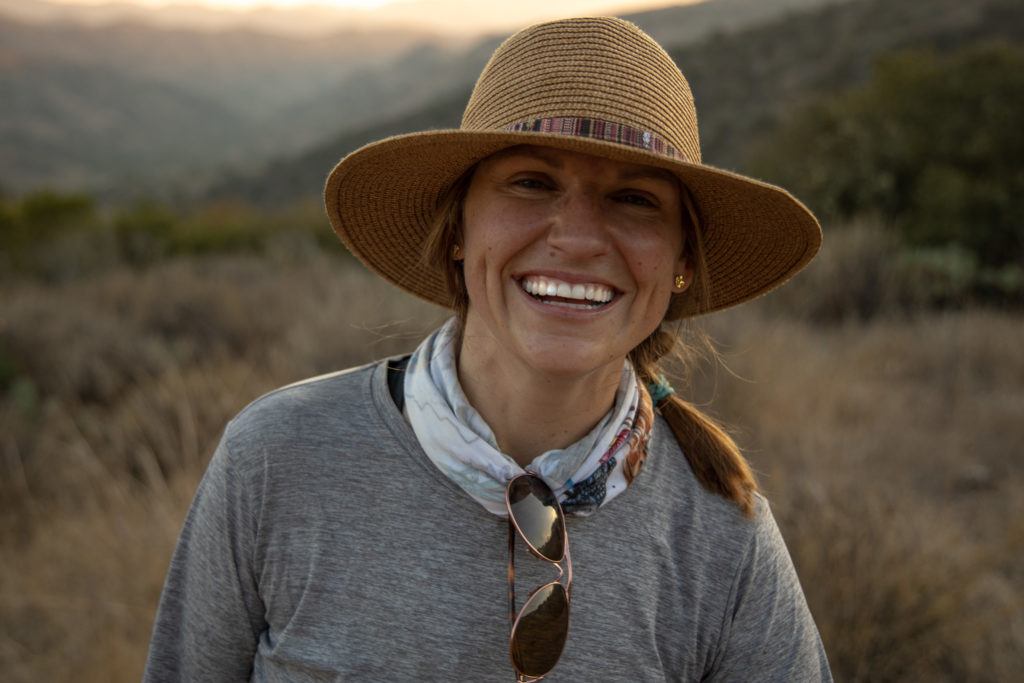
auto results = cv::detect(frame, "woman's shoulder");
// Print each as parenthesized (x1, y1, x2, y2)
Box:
(218, 357, 397, 464)
(237, 359, 379, 417)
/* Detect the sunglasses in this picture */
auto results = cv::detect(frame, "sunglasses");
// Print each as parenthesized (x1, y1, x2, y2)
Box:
(505, 472, 573, 682)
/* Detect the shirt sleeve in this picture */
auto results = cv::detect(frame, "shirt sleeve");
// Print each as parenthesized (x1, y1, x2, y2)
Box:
(707, 496, 833, 682)
(143, 431, 267, 682)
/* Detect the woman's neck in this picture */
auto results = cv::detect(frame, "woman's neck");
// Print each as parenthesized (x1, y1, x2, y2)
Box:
(456, 326, 623, 468)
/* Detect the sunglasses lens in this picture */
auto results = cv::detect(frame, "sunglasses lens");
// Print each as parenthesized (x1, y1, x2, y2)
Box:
(510, 583, 569, 677)
(507, 475, 565, 561)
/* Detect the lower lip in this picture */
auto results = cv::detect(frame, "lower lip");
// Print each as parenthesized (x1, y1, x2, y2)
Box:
(515, 281, 619, 318)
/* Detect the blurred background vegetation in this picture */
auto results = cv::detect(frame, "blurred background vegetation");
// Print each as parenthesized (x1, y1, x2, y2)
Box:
(1, 0, 1022, 680)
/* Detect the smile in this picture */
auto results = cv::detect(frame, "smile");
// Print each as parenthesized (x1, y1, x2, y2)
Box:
(518, 275, 617, 310)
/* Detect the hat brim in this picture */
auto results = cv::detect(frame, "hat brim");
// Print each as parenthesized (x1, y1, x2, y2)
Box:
(324, 129, 821, 319)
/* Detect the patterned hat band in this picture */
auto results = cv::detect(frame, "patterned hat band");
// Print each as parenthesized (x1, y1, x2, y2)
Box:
(505, 117, 686, 161)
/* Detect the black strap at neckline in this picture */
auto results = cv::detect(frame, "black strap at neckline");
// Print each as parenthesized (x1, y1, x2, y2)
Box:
(386, 355, 411, 412)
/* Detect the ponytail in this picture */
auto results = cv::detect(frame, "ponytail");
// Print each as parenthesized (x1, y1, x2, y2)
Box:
(631, 329, 758, 518)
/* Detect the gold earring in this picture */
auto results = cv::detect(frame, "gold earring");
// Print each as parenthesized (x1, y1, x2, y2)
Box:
(452, 244, 463, 259)
(674, 274, 686, 290)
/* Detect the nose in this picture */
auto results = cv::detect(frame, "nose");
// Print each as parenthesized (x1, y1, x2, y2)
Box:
(544, 189, 611, 258)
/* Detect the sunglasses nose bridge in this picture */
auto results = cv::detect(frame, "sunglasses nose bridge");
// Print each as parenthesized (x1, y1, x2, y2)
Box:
(522, 558, 566, 601)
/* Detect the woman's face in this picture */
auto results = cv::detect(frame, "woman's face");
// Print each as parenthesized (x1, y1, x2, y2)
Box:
(458, 144, 690, 380)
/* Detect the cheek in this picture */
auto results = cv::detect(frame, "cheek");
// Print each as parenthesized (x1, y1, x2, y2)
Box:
(461, 204, 496, 272)
(461, 215, 512, 304)
(629, 240, 678, 287)
(465, 206, 544, 269)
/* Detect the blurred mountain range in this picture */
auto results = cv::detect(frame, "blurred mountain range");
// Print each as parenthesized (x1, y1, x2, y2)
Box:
(0, 0, 854, 200)
(0, 9, 453, 196)
(209, 0, 1023, 208)
(0, 0, 845, 38)
(2, 0, 1020, 204)
(0, 0, 458, 37)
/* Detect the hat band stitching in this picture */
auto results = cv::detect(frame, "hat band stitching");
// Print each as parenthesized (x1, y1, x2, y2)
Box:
(504, 117, 686, 161)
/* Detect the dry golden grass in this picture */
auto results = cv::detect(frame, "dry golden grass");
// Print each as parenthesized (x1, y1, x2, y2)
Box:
(697, 307, 1024, 681)
(1, 248, 1021, 681)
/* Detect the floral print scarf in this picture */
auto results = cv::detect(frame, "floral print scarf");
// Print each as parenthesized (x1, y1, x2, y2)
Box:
(404, 318, 654, 517)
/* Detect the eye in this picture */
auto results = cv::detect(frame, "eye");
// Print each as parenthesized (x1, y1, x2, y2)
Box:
(511, 176, 552, 191)
(614, 191, 658, 208)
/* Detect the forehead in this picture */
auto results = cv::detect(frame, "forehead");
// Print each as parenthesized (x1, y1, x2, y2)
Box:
(481, 144, 679, 186)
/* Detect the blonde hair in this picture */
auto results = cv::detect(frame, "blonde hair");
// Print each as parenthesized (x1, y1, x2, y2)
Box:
(423, 164, 758, 518)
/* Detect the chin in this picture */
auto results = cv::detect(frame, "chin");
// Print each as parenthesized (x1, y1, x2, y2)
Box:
(515, 337, 626, 380)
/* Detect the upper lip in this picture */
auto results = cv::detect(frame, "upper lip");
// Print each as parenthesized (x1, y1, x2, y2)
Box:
(513, 269, 621, 293)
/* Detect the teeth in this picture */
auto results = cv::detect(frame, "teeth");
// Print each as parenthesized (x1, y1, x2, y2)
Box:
(519, 276, 614, 304)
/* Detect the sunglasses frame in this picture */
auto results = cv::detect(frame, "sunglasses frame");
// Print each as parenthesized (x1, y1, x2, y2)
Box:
(505, 472, 573, 682)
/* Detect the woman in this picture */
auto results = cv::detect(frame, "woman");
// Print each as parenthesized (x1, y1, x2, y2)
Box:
(144, 17, 832, 682)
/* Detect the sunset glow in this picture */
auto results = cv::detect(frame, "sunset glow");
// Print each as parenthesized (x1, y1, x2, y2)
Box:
(48, 0, 684, 10)
(45, 0, 698, 33)
(52, 1, 395, 7)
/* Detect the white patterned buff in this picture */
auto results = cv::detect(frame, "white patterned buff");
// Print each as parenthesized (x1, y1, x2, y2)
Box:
(403, 318, 654, 517)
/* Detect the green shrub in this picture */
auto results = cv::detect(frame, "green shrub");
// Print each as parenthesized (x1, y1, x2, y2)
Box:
(113, 201, 177, 265)
(750, 42, 1024, 275)
(0, 339, 18, 393)
(892, 245, 979, 310)
(755, 221, 904, 323)
(977, 263, 1024, 303)
(0, 191, 105, 278)
(17, 191, 98, 243)
(0, 190, 98, 254)
(2, 191, 345, 278)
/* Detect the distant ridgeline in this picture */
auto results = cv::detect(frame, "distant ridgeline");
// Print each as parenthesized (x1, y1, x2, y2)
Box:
(206, 0, 1024, 207)
(200, 0, 1024, 311)
(1, 0, 1019, 205)
(2, 0, 1021, 308)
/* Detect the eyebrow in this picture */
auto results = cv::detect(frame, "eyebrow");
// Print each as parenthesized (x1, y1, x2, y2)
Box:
(491, 146, 679, 187)
(491, 146, 564, 168)
(617, 166, 679, 186)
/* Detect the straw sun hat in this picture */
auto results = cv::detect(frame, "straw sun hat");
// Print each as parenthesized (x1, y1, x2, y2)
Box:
(324, 16, 821, 319)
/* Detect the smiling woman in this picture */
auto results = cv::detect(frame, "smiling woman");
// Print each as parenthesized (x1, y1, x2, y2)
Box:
(144, 16, 832, 683)
(454, 146, 689, 464)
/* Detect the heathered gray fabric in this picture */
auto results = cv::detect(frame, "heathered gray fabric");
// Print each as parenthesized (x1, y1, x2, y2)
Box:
(144, 359, 833, 682)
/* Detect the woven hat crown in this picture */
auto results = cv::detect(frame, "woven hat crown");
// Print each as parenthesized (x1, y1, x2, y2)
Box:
(461, 17, 702, 165)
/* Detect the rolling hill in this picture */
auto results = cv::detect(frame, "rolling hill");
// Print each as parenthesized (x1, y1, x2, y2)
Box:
(0, 13, 450, 196)
(4, 0, 1021, 202)
(207, 0, 1023, 208)
(0, 0, 857, 199)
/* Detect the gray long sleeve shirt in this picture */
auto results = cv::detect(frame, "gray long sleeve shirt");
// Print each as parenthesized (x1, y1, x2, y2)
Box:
(143, 359, 833, 682)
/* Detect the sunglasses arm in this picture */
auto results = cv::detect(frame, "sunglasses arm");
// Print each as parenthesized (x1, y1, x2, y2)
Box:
(508, 518, 518, 635)
(508, 526, 542, 683)
(564, 538, 573, 602)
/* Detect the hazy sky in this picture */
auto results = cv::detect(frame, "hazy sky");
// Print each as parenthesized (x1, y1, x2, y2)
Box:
(47, 0, 698, 33)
